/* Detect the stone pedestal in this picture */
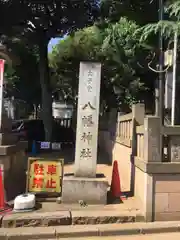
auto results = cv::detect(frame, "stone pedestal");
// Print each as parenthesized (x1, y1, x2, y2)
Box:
(0, 141, 27, 201)
(0, 104, 27, 202)
(61, 175, 109, 204)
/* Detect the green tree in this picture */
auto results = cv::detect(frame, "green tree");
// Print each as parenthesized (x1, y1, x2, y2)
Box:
(4, 41, 41, 117)
(50, 18, 155, 112)
(1, 0, 100, 140)
(138, 1, 180, 42)
(49, 26, 103, 106)
(137, 0, 180, 121)
(100, 0, 159, 25)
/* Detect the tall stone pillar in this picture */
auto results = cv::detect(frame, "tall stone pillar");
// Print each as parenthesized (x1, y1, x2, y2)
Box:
(74, 62, 101, 178)
(62, 62, 108, 204)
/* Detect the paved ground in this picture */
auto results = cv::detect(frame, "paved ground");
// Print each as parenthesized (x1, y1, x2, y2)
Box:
(37, 233, 180, 239)
(36, 197, 140, 213)
(93, 233, 180, 239)
(34, 146, 132, 191)
(51, 233, 180, 239)
(26, 146, 140, 213)
(2, 222, 180, 239)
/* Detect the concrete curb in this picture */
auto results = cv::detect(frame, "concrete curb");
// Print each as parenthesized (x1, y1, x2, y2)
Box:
(1, 210, 143, 228)
(0, 222, 180, 239)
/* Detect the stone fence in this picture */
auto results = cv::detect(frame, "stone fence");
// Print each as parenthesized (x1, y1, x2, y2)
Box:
(104, 103, 180, 221)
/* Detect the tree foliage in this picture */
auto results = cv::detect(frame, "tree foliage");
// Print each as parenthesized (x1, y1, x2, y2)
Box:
(100, 0, 159, 25)
(5, 42, 41, 106)
(49, 26, 103, 104)
(50, 17, 155, 112)
(137, 0, 180, 122)
(138, 0, 180, 41)
(0, 0, 100, 140)
(0, 0, 161, 125)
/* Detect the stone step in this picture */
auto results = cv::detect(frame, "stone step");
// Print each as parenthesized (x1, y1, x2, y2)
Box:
(0, 222, 180, 240)
(1, 209, 143, 228)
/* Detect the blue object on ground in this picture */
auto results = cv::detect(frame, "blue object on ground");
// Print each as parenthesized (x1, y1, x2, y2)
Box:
(31, 140, 37, 155)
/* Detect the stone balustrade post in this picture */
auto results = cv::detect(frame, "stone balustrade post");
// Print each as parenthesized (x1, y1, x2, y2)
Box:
(132, 103, 145, 125)
(131, 103, 145, 155)
(144, 116, 161, 162)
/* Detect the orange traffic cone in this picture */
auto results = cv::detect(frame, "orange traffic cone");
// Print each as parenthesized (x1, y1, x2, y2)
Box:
(110, 160, 121, 198)
(110, 160, 127, 201)
(0, 167, 12, 214)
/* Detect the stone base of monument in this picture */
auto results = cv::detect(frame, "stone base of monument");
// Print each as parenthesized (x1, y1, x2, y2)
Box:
(61, 175, 109, 204)
(0, 133, 18, 145)
(0, 141, 28, 202)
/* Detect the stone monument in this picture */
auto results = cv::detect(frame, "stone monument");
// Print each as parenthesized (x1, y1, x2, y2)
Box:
(74, 62, 101, 177)
(62, 62, 109, 204)
(0, 59, 26, 202)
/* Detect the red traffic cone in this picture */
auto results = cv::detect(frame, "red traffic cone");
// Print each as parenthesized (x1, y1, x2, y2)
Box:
(110, 160, 121, 198)
(0, 167, 12, 214)
(110, 160, 127, 201)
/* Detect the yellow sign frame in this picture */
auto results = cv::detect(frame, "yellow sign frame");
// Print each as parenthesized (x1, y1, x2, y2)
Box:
(26, 157, 64, 195)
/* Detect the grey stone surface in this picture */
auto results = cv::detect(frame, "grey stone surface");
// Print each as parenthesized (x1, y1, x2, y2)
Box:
(170, 136, 180, 162)
(2, 211, 71, 228)
(0, 133, 17, 145)
(61, 176, 108, 204)
(71, 210, 136, 225)
(3, 227, 56, 240)
(143, 117, 161, 162)
(98, 223, 141, 236)
(1, 222, 180, 238)
(0, 227, 6, 239)
(1, 104, 12, 132)
(0, 208, 142, 228)
(55, 224, 99, 238)
(74, 62, 101, 177)
(134, 158, 180, 173)
(98, 222, 180, 236)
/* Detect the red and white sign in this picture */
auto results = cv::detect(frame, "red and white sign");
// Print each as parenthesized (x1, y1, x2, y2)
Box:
(0, 59, 5, 130)
(0, 60, 4, 85)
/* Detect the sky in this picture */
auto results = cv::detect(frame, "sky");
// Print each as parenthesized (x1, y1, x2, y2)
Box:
(48, 38, 61, 52)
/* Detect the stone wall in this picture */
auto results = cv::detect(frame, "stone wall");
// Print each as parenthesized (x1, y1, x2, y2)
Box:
(154, 174, 180, 221)
(112, 104, 145, 195)
(1, 144, 27, 201)
(133, 117, 180, 221)
(134, 167, 146, 214)
(99, 104, 145, 194)
(106, 103, 180, 222)
(99, 131, 132, 192)
(113, 142, 132, 192)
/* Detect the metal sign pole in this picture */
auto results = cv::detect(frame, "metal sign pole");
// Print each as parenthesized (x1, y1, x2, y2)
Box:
(171, 30, 178, 126)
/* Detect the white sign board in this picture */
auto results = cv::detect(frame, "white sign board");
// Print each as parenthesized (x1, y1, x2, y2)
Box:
(40, 141, 50, 149)
(74, 62, 101, 177)
(52, 142, 61, 150)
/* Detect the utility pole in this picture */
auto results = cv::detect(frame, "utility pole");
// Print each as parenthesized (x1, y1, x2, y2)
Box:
(159, 0, 164, 125)
(158, 0, 164, 162)
(171, 30, 178, 126)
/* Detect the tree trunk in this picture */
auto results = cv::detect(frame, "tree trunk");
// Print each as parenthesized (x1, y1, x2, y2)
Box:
(39, 40, 53, 141)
